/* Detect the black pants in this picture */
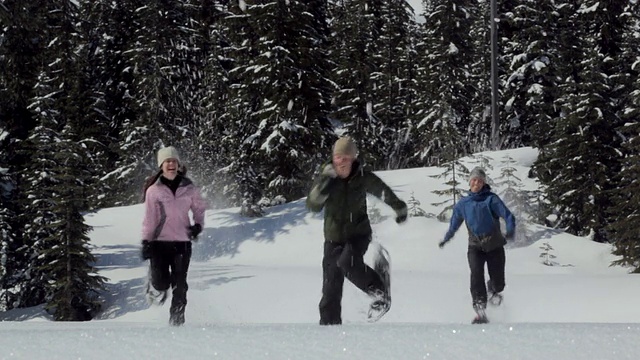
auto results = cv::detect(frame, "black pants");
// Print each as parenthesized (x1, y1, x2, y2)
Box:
(149, 241, 192, 320)
(467, 246, 505, 308)
(319, 236, 384, 325)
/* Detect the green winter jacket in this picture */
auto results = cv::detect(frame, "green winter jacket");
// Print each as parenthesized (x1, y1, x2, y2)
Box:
(306, 160, 407, 243)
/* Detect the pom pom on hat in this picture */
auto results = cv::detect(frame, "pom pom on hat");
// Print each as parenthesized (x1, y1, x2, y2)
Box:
(157, 146, 180, 167)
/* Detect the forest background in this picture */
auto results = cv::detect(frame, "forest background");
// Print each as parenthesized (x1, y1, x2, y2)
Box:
(0, 0, 638, 320)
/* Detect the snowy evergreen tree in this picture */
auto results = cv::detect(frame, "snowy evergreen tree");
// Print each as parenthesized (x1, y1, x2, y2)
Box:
(106, 0, 209, 204)
(605, 0, 640, 270)
(609, 120, 640, 272)
(15, 0, 106, 315)
(81, 0, 146, 206)
(608, 6, 640, 268)
(188, 1, 234, 202)
(465, 0, 492, 152)
(430, 160, 470, 221)
(330, 0, 386, 165)
(495, 154, 532, 247)
(406, 191, 427, 217)
(40, 127, 107, 320)
(413, 0, 476, 165)
(500, 0, 563, 149)
(0, 1, 50, 308)
(0, 166, 18, 310)
(533, 1, 624, 242)
(363, 0, 420, 170)
(539, 242, 557, 266)
(223, 0, 334, 212)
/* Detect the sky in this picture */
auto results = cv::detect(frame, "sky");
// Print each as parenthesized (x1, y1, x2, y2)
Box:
(1, 147, 639, 359)
(408, 0, 425, 22)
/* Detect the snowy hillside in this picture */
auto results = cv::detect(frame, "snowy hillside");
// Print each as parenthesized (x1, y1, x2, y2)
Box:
(0, 147, 638, 360)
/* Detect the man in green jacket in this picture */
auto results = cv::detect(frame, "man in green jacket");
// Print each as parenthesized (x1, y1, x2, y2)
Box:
(306, 136, 408, 325)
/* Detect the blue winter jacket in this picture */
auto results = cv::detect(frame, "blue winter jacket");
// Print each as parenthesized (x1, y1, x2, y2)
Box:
(443, 184, 515, 251)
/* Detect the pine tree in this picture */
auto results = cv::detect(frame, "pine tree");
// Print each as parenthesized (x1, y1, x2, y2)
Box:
(495, 154, 532, 246)
(223, 0, 334, 212)
(609, 120, 640, 272)
(533, 1, 623, 242)
(406, 191, 427, 217)
(41, 127, 107, 320)
(219, 1, 266, 211)
(81, 0, 146, 206)
(188, 1, 234, 201)
(16, 0, 107, 316)
(500, 0, 563, 148)
(0, 1, 51, 308)
(608, 1, 640, 268)
(413, 0, 476, 165)
(466, 0, 492, 151)
(0, 166, 19, 310)
(430, 160, 470, 221)
(330, 0, 386, 165)
(363, 0, 419, 170)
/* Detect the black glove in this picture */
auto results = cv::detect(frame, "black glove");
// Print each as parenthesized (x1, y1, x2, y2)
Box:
(188, 224, 202, 240)
(438, 239, 449, 249)
(141, 240, 153, 260)
(395, 204, 408, 224)
(396, 213, 407, 224)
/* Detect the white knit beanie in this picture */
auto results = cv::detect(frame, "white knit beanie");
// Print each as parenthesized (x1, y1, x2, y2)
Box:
(157, 146, 181, 167)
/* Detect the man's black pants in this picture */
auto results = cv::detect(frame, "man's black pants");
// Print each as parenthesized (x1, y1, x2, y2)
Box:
(319, 236, 384, 325)
(467, 245, 505, 308)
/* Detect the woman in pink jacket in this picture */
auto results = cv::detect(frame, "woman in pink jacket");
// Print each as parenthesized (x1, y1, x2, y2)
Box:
(141, 146, 206, 326)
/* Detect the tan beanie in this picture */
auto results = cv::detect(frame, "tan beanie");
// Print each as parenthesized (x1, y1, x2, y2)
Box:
(157, 146, 181, 167)
(332, 137, 358, 157)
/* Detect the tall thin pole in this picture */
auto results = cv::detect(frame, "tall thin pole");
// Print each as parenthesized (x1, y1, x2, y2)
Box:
(490, 0, 499, 150)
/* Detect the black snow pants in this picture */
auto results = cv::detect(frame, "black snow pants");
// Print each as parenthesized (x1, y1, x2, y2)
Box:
(319, 236, 385, 325)
(149, 241, 192, 324)
(467, 245, 505, 308)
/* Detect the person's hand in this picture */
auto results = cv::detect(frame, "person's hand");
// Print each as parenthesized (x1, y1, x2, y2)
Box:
(141, 240, 153, 260)
(438, 239, 449, 249)
(396, 201, 408, 224)
(396, 213, 407, 224)
(395, 203, 408, 224)
(321, 164, 337, 178)
(188, 224, 203, 240)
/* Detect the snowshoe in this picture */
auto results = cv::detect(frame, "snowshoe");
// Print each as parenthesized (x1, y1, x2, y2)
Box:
(487, 280, 503, 306)
(472, 313, 489, 324)
(146, 282, 168, 306)
(488, 292, 503, 306)
(169, 311, 185, 326)
(367, 244, 392, 322)
(367, 296, 390, 322)
(472, 303, 489, 324)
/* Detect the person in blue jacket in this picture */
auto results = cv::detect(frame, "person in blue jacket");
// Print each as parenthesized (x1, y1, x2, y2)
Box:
(439, 167, 515, 321)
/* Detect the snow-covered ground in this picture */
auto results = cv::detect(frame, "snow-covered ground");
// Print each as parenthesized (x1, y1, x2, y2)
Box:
(1, 147, 639, 359)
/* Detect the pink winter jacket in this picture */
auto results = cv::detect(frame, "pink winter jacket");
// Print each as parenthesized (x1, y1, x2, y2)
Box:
(141, 177, 207, 242)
